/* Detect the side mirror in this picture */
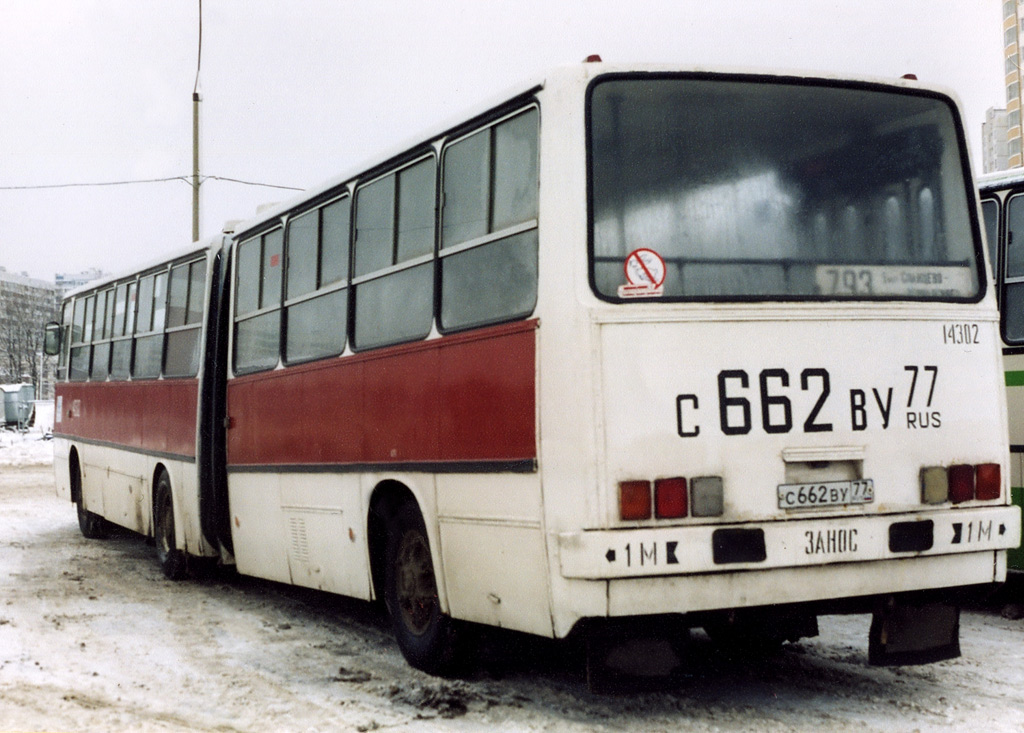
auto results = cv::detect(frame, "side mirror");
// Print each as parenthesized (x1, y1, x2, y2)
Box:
(43, 322, 62, 356)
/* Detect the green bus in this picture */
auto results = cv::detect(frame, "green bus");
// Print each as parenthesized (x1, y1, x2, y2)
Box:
(979, 170, 1024, 572)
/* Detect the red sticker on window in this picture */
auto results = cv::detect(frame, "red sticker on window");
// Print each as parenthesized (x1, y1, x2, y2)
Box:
(270, 254, 280, 267)
(618, 248, 666, 298)
(623, 248, 666, 287)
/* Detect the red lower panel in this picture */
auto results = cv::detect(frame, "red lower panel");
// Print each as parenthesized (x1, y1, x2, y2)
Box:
(55, 380, 199, 458)
(227, 320, 537, 467)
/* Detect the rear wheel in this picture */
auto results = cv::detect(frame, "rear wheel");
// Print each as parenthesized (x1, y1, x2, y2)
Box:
(154, 471, 187, 580)
(72, 458, 110, 540)
(76, 499, 111, 539)
(384, 503, 465, 675)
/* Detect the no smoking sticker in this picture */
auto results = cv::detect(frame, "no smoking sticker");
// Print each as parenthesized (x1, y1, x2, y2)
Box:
(618, 248, 666, 298)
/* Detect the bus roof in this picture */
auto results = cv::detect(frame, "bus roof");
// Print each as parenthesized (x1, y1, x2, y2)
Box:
(62, 236, 224, 301)
(230, 61, 954, 241)
(978, 168, 1024, 193)
(230, 76, 547, 240)
(61, 61, 961, 300)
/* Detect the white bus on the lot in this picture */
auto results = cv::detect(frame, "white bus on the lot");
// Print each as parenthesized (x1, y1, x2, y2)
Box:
(47, 61, 1021, 683)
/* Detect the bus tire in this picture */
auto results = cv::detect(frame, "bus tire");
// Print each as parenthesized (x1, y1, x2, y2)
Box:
(154, 471, 187, 580)
(73, 458, 110, 540)
(384, 503, 464, 676)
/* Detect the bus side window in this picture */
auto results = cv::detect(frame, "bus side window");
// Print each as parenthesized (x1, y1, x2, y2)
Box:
(133, 273, 165, 379)
(164, 259, 205, 378)
(352, 157, 435, 350)
(283, 197, 349, 364)
(68, 296, 90, 382)
(57, 301, 71, 381)
(1004, 195, 1024, 343)
(234, 230, 283, 374)
(110, 281, 135, 380)
(82, 294, 95, 344)
(439, 107, 539, 332)
(89, 288, 113, 381)
(981, 198, 999, 283)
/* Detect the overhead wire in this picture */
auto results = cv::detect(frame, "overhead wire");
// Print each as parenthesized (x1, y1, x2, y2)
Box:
(0, 176, 304, 192)
(203, 175, 304, 191)
(0, 177, 191, 191)
(3, 1, 304, 197)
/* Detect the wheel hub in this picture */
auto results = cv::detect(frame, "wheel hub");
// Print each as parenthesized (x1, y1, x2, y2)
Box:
(395, 531, 436, 636)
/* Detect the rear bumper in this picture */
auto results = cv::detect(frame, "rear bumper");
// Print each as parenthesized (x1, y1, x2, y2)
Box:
(602, 552, 1006, 620)
(550, 506, 1020, 632)
(557, 505, 1021, 580)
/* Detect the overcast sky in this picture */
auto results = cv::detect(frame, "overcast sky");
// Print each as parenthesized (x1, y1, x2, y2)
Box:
(0, 0, 1005, 283)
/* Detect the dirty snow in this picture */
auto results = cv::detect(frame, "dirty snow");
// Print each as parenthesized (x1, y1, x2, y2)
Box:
(2, 402, 1024, 731)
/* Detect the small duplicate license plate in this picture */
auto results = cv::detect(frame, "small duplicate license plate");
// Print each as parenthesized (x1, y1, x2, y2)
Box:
(777, 479, 875, 510)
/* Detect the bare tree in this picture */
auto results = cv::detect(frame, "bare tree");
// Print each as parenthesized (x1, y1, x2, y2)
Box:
(0, 276, 59, 394)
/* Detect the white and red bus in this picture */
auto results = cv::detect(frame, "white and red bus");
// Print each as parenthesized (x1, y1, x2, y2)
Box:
(47, 61, 1021, 680)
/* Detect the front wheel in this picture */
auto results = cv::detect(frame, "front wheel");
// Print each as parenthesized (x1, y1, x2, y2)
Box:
(154, 471, 187, 580)
(384, 503, 466, 675)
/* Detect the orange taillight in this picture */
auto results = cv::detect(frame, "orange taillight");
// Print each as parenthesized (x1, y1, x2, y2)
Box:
(619, 480, 652, 520)
(975, 463, 1001, 501)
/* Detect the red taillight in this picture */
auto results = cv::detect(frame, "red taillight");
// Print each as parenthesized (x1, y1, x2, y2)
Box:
(975, 463, 1001, 501)
(948, 464, 974, 503)
(619, 481, 652, 520)
(655, 477, 688, 518)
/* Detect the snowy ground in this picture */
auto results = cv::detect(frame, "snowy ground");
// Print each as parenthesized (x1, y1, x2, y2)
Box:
(0, 400, 54, 468)
(2, 405, 1024, 731)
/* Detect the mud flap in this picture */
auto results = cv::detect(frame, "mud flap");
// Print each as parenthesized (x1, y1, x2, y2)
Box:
(868, 598, 960, 666)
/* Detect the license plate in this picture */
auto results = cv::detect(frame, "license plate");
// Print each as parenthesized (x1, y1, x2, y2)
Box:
(777, 479, 875, 510)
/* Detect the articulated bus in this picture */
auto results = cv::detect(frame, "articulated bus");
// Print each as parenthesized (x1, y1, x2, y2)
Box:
(46, 61, 1021, 681)
(978, 170, 1024, 573)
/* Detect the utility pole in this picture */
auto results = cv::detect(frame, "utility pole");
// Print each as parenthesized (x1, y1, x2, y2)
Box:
(192, 89, 201, 242)
(191, 0, 203, 242)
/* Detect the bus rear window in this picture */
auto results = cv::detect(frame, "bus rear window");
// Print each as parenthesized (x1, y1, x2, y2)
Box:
(588, 76, 981, 301)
